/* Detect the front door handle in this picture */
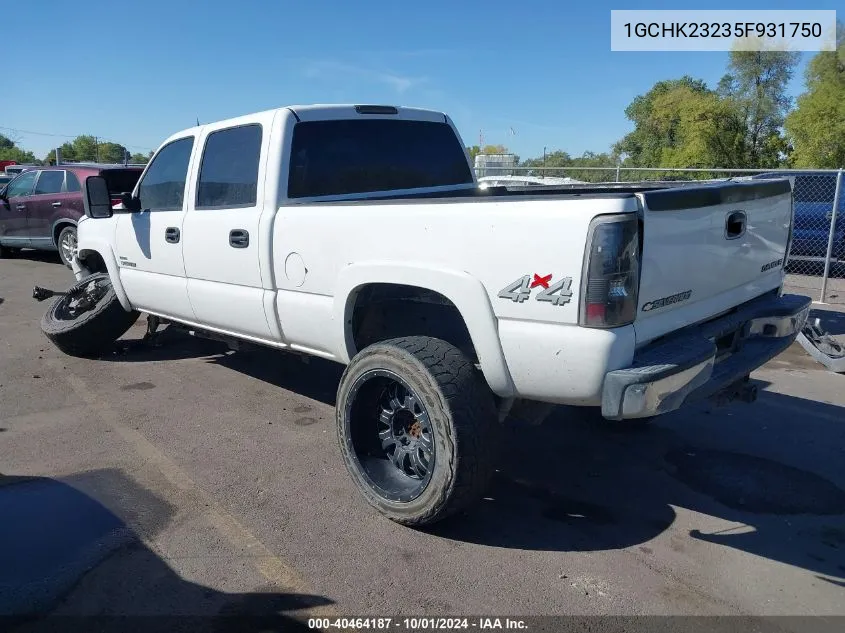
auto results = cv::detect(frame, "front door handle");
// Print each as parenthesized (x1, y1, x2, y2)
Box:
(15, 204, 25, 210)
(51, 201, 62, 207)
(164, 227, 180, 244)
(229, 229, 249, 248)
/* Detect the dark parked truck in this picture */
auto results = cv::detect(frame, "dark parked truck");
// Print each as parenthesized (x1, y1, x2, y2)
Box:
(0, 164, 142, 267)
(35, 104, 811, 526)
(753, 171, 845, 265)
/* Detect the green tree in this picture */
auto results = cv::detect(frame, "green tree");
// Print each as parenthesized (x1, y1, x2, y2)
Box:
(129, 152, 151, 164)
(718, 48, 800, 167)
(520, 150, 620, 182)
(97, 141, 129, 164)
(0, 134, 38, 164)
(644, 85, 747, 170)
(45, 135, 135, 164)
(785, 23, 845, 167)
(614, 76, 710, 166)
(466, 145, 481, 162)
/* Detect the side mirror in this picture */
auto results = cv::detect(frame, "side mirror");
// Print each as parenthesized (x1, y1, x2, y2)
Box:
(120, 191, 142, 212)
(83, 175, 113, 219)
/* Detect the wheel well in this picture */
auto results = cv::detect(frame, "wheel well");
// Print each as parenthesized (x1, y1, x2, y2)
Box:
(77, 249, 107, 274)
(52, 221, 76, 247)
(350, 284, 477, 361)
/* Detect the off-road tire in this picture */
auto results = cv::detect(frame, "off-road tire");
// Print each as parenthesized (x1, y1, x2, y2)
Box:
(41, 273, 139, 357)
(336, 336, 499, 526)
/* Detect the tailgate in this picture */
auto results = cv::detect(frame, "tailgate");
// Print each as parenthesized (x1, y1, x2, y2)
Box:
(635, 179, 792, 345)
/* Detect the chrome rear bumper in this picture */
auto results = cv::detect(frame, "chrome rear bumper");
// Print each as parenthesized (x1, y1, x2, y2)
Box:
(601, 293, 811, 420)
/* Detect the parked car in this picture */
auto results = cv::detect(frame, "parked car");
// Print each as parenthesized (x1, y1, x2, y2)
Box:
(752, 171, 844, 265)
(40, 104, 808, 526)
(4, 164, 36, 176)
(0, 174, 13, 188)
(0, 164, 142, 266)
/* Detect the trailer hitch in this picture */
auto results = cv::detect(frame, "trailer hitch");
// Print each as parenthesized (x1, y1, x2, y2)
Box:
(32, 286, 66, 302)
(710, 376, 758, 408)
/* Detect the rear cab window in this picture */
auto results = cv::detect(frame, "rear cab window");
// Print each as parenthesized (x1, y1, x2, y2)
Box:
(287, 119, 473, 198)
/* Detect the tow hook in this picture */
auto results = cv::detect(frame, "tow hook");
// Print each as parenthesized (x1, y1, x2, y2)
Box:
(32, 286, 66, 302)
(711, 376, 758, 407)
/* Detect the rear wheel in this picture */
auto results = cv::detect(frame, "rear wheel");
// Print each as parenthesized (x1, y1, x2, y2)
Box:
(56, 226, 77, 268)
(41, 273, 139, 357)
(336, 336, 500, 526)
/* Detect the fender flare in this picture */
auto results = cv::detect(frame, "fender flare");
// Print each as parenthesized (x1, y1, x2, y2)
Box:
(73, 240, 132, 312)
(333, 262, 515, 398)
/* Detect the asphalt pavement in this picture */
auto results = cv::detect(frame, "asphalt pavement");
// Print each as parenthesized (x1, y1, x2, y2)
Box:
(1, 252, 844, 632)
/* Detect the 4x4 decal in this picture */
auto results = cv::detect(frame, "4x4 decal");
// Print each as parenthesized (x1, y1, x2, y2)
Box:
(498, 274, 573, 306)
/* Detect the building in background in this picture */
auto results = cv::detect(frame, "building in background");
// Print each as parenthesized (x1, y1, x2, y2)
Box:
(474, 153, 517, 178)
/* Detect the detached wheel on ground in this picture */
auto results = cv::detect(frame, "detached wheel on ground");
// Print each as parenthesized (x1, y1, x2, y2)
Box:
(41, 273, 139, 357)
(56, 225, 78, 268)
(336, 336, 500, 526)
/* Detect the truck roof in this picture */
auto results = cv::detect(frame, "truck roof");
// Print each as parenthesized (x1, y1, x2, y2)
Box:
(183, 104, 449, 135)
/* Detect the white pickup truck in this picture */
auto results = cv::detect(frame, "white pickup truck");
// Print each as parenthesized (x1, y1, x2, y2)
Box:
(38, 104, 810, 526)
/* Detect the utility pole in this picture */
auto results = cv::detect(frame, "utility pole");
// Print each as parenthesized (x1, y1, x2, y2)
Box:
(95, 136, 99, 163)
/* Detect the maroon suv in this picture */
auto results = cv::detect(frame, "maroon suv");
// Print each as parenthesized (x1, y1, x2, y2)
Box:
(0, 165, 142, 267)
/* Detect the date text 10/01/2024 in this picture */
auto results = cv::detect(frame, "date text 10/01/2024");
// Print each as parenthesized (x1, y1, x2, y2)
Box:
(308, 618, 529, 630)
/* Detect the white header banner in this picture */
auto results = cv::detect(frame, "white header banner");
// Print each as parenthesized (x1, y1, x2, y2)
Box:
(610, 10, 837, 52)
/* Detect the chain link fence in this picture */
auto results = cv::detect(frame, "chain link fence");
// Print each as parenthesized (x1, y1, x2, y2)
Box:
(475, 166, 845, 304)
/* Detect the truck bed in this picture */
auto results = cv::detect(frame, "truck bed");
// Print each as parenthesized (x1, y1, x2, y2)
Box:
(288, 178, 789, 206)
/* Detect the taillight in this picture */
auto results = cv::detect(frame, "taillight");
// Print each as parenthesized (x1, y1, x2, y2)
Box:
(111, 198, 122, 207)
(580, 214, 640, 328)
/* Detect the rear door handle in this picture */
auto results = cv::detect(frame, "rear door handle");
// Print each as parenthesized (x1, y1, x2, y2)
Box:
(51, 201, 62, 207)
(229, 229, 249, 248)
(164, 227, 180, 244)
(15, 204, 25, 210)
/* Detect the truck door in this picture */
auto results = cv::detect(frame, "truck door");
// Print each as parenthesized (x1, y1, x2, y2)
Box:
(181, 119, 273, 339)
(114, 136, 196, 321)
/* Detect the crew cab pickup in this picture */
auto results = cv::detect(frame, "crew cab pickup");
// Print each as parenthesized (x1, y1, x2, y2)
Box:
(40, 104, 810, 526)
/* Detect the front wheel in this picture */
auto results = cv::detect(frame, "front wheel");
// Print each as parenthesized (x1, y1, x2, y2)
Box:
(41, 273, 139, 357)
(57, 225, 77, 268)
(336, 336, 500, 526)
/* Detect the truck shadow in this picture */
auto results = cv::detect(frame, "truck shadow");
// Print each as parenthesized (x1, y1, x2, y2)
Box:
(433, 391, 845, 582)
(105, 329, 845, 582)
(3, 249, 66, 267)
(0, 470, 331, 631)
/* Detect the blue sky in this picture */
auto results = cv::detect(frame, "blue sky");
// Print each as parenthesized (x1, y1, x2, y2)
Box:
(3, 0, 838, 161)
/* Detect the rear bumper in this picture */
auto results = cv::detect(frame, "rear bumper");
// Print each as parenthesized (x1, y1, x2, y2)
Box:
(601, 293, 811, 420)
